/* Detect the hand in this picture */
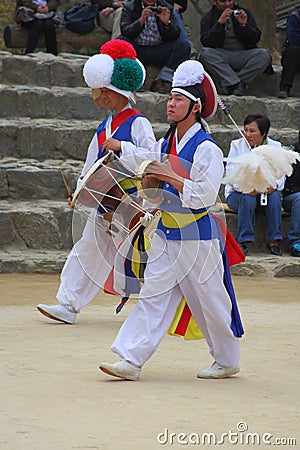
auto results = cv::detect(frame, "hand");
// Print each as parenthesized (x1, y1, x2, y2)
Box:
(37, 5, 49, 13)
(157, 6, 171, 25)
(144, 159, 184, 192)
(248, 189, 258, 196)
(173, 3, 182, 11)
(140, 7, 153, 25)
(102, 138, 121, 152)
(218, 7, 232, 24)
(101, 7, 114, 17)
(234, 9, 247, 26)
(265, 186, 275, 195)
(112, 1, 125, 7)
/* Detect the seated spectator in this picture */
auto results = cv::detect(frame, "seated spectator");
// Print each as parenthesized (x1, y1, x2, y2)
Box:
(282, 132, 300, 257)
(15, 0, 59, 56)
(225, 114, 285, 256)
(91, 0, 125, 39)
(278, 7, 300, 99)
(119, 0, 190, 94)
(198, 0, 272, 96)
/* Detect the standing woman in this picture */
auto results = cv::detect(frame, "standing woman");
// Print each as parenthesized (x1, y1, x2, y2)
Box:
(15, 0, 59, 55)
(225, 113, 285, 256)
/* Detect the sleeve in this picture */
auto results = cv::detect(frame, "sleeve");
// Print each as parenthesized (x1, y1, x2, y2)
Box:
(286, 11, 300, 47)
(180, 141, 224, 209)
(224, 139, 242, 198)
(120, 4, 143, 39)
(80, 132, 99, 179)
(200, 13, 226, 48)
(120, 117, 158, 171)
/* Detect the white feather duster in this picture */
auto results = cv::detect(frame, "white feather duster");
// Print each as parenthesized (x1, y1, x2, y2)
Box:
(223, 145, 300, 193)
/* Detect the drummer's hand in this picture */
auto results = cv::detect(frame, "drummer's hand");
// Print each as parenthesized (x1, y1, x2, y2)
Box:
(145, 160, 184, 193)
(67, 194, 74, 208)
(102, 138, 121, 152)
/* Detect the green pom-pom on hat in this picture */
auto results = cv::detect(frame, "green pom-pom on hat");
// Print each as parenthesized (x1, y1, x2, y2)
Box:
(111, 58, 144, 92)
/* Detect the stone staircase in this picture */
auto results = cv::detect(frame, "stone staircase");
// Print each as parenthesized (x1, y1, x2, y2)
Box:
(0, 51, 299, 277)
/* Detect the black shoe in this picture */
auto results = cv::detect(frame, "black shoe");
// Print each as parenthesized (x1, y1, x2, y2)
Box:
(291, 245, 300, 257)
(240, 244, 248, 255)
(267, 244, 282, 256)
(278, 85, 290, 99)
(150, 78, 166, 94)
(232, 81, 247, 96)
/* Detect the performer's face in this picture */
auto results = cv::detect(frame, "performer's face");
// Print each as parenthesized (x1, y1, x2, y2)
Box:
(167, 93, 198, 122)
(244, 121, 265, 148)
(92, 88, 125, 111)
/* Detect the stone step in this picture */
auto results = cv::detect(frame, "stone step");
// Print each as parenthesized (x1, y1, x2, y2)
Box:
(0, 82, 300, 131)
(0, 248, 298, 277)
(1, 51, 300, 98)
(0, 117, 297, 162)
(0, 200, 73, 250)
(0, 157, 83, 200)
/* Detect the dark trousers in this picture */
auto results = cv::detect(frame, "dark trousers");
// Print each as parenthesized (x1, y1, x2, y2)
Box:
(280, 45, 300, 88)
(23, 19, 57, 55)
(118, 35, 190, 81)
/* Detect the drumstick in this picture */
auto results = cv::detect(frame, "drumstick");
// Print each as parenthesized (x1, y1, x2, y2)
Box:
(60, 169, 73, 203)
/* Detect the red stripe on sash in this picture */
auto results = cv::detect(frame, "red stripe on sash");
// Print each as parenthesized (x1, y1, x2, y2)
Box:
(168, 135, 191, 180)
(97, 109, 141, 148)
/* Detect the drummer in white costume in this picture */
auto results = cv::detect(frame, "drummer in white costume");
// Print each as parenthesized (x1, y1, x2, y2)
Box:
(99, 60, 244, 380)
(37, 40, 156, 324)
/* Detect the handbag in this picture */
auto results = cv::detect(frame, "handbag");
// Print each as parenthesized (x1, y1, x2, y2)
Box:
(16, 6, 55, 23)
(63, 3, 100, 34)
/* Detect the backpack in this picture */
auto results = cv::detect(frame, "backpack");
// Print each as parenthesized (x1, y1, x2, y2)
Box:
(63, 2, 99, 34)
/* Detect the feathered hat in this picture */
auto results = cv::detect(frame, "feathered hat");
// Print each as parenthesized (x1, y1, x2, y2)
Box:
(171, 60, 217, 120)
(83, 40, 146, 102)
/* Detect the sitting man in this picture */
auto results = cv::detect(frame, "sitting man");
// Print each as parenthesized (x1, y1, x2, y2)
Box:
(282, 133, 300, 257)
(198, 0, 272, 96)
(118, 0, 190, 94)
(91, 0, 125, 39)
(278, 7, 300, 98)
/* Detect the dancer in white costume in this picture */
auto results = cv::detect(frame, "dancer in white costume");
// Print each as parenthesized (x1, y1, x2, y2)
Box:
(99, 60, 244, 380)
(37, 40, 156, 324)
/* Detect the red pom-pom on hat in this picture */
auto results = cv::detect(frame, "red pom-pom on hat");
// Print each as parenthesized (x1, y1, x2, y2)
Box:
(100, 39, 136, 60)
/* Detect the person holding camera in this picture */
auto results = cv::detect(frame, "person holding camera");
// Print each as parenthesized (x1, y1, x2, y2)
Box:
(197, 0, 272, 96)
(118, 0, 190, 94)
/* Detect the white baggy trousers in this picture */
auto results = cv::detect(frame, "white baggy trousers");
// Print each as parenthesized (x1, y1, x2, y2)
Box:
(56, 212, 117, 312)
(111, 234, 240, 368)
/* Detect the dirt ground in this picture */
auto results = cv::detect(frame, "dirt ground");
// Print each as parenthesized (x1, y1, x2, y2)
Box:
(0, 273, 299, 450)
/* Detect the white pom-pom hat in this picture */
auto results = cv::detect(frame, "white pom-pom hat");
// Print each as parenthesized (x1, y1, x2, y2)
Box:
(171, 60, 218, 120)
(83, 40, 145, 102)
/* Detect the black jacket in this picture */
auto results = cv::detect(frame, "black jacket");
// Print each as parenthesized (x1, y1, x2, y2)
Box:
(120, 0, 180, 42)
(200, 3, 261, 49)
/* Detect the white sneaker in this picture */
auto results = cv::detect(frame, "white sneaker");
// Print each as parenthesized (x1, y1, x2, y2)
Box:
(99, 360, 141, 381)
(197, 361, 240, 379)
(37, 304, 77, 324)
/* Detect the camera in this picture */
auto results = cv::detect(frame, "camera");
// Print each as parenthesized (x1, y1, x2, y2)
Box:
(150, 6, 161, 14)
(232, 9, 240, 16)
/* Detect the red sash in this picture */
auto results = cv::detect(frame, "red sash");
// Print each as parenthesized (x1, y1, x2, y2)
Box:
(97, 108, 141, 148)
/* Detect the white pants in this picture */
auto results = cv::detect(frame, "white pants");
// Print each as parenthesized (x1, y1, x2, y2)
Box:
(111, 234, 240, 368)
(57, 213, 117, 312)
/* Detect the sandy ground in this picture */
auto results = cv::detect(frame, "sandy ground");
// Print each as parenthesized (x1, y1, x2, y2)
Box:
(0, 274, 299, 450)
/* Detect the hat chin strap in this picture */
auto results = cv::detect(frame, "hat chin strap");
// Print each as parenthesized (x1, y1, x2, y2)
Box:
(164, 100, 197, 154)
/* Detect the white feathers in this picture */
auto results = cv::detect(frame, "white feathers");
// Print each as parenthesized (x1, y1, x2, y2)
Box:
(172, 60, 205, 87)
(223, 145, 300, 193)
(83, 54, 114, 89)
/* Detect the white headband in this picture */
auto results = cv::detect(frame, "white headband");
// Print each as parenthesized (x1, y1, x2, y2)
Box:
(171, 87, 201, 104)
